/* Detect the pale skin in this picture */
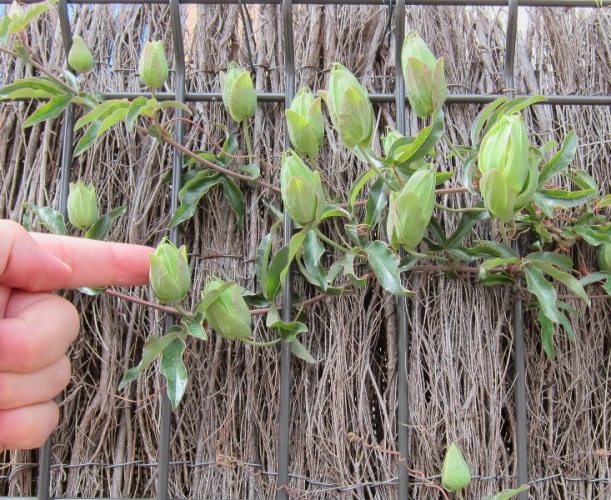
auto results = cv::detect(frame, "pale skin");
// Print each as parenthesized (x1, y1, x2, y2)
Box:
(0, 220, 152, 451)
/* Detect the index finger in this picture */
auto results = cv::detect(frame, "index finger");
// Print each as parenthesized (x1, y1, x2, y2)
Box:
(30, 233, 153, 289)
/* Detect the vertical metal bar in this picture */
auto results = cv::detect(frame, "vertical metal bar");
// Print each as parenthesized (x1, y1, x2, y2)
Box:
(36, 1, 75, 498)
(277, 0, 295, 498)
(504, 0, 528, 497)
(394, 3, 410, 498)
(157, 1, 186, 499)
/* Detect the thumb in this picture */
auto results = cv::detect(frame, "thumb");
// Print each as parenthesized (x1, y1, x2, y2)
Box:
(0, 221, 72, 292)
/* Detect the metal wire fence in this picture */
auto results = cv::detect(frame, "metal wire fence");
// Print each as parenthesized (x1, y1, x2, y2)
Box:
(1, 0, 610, 499)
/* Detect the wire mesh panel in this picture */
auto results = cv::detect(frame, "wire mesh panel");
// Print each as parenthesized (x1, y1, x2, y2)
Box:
(0, 0, 610, 499)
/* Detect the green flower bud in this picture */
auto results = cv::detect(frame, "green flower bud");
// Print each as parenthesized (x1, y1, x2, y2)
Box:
(285, 87, 324, 157)
(319, 63, 374, 149)
(401, 31, 447, 119)
(597, 243, 611, 272)
(220, 62, 256, 123)
(68, 36, 94, 74)
(441, 443, 471, 492)
(198, 277, 251, 341)
(280, 150, 326, 226)
(8, 1, 26, 30)
(67, 181, 99, 231)
(479, 169, 516, 222)
(387, 165, 436, 250)
(138, 41, 169, 90)
(382, 127, 404, 158)
(479, 114, 530, 194)
(149, 239, 191, 303)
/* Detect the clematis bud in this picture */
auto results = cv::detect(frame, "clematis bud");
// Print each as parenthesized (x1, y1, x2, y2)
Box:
(67, 181, 99, 231)
(285, 87, 324, 157)
(220, 62, 256, 123)
(68, 36, 94, 74)
(139, 41, 169, 90)
(319, 63, 374, 149)
(280, 150, 326, 226)
(597, 243, 611, 272)
(198, 277, 251, 341)
(478, 113, 531, 221)
(441, 443, 471, 492)
(387, 165, 436, 250)
(8, 1, 26, 29)
(401, 31, 447, 119)
(149, 239, 191, 303)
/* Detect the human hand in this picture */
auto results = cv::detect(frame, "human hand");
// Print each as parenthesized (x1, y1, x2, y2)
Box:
(0, 220, 152, 451)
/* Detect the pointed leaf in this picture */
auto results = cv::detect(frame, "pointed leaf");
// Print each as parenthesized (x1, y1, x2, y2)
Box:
(364, 241, 412, 297)
(538, 131, 578, 187)
(485, 484, 530, 500)
(169, 171, 223, 228)
(160, 337, 188, 409)
(538, 308, 556, 360)
(125, 96, 148, 132)
(524, 264, 561, 323)
(290, 338, 316, 363)
(23, 203, 67, 235)
(256, 220, 281, 293)
(266, 245, 290, 300)
(84, 206, 126, 241)
(218, 175, 245, 227)
(530, 261, 590, 305)
(302, 230, 327, 290)
(365, 177, 388, 228)
(23, 95, 71, 128)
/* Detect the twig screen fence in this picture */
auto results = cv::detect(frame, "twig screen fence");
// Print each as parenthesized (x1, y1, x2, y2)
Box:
(0, 0, 611, 498)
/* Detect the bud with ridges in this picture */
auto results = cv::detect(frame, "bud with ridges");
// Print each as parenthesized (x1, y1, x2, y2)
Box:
(441, 443, 471, 492)
(67, 181, 99, 231)
(281, 150, 326, 226)
(139, 41, 169, 90)
(387, 165, 436, 250)
(149, 239, 191, 303)
(319, 63, 374, 149)
(198, 277, 251, 341)
(597, 243, 611, 272)
(285, 87, 324, 157)
(401, 31, 447, 119)
(220, 62, 256, 123)
(68, 36, 94, 74)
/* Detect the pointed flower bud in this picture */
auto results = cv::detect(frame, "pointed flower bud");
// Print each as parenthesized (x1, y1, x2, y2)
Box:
(8, 1, 26, 29)
(441, 443, 471, 492)
(220, 62, 256, 123)
(319, 63, 374, 149)
(68, 36, 94, 74)
(139, 41, 168, 90)
(198, 277, 251, 341)
(401, 31, 447, 119)
(597, 243, 611, 272)
(285, 87, 324, 157)
(478, 113, 531, 221)
(149, 239, 191, 303)
(280, 150, 326, 226)
(387, 165, 436, 250)
(67, 181, 99, 231)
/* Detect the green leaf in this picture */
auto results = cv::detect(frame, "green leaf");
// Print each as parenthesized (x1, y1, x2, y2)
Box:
(302, 231, 327, 290)
(125, 96, 148, 132)
(266, 245, 290, 300)
(239, 163, 260, 179)
(579, 271, 611, 287)
(328, 248, 367, 288)
(23, 203, 67, 235)
(197, 281, 235, 313)
(118, 331, 180, 390)
(73, 120, 102, 157)
(534, 188, 596, 211)
(594, 194, 611, 210)
(78, 286, 106, 296)
(169, 171, 223, 228)
(157, 100, 192, 115)
(484, 484, 530, 500)
(501, 95, 547, 116)
(74, 100, 129, 131)
(219, 132, 238, 167)
(256, 220, 281, 293)
(525, 252, 573, 271)
(365, 177, 388, 228)
(218, 175, 245, 227)
(348, 169, 376, 210)
(473, 240, 518, 259)
(529, 260, 590, 305)
(538, 131, 578, 187)
(0, 77, 66, 100)
(320, 204, 351, 221)
(435, 170, 456, 185)
(564, 169, 598, 191)
(23, 95, 71, 128)
(95, 107, 129, 140)
(268, 320, 308, 341)
(84, 206, 126, 240)
(524, 264, 561, 323)
(395, 107, 444, 169)
(160, 337, 188, 409)
(0, 16, 11, 47)
(445, 201, 489, 248)
(290, 338, 316, 363)
(278, 227, 310, 286)
(538, 308, 556, 360)
(364, 241, 412, 297)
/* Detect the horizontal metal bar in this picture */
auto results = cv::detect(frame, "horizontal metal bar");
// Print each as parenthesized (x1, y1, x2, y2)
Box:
(100, 91, 611, 106)
(6, 0, 611, 7)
